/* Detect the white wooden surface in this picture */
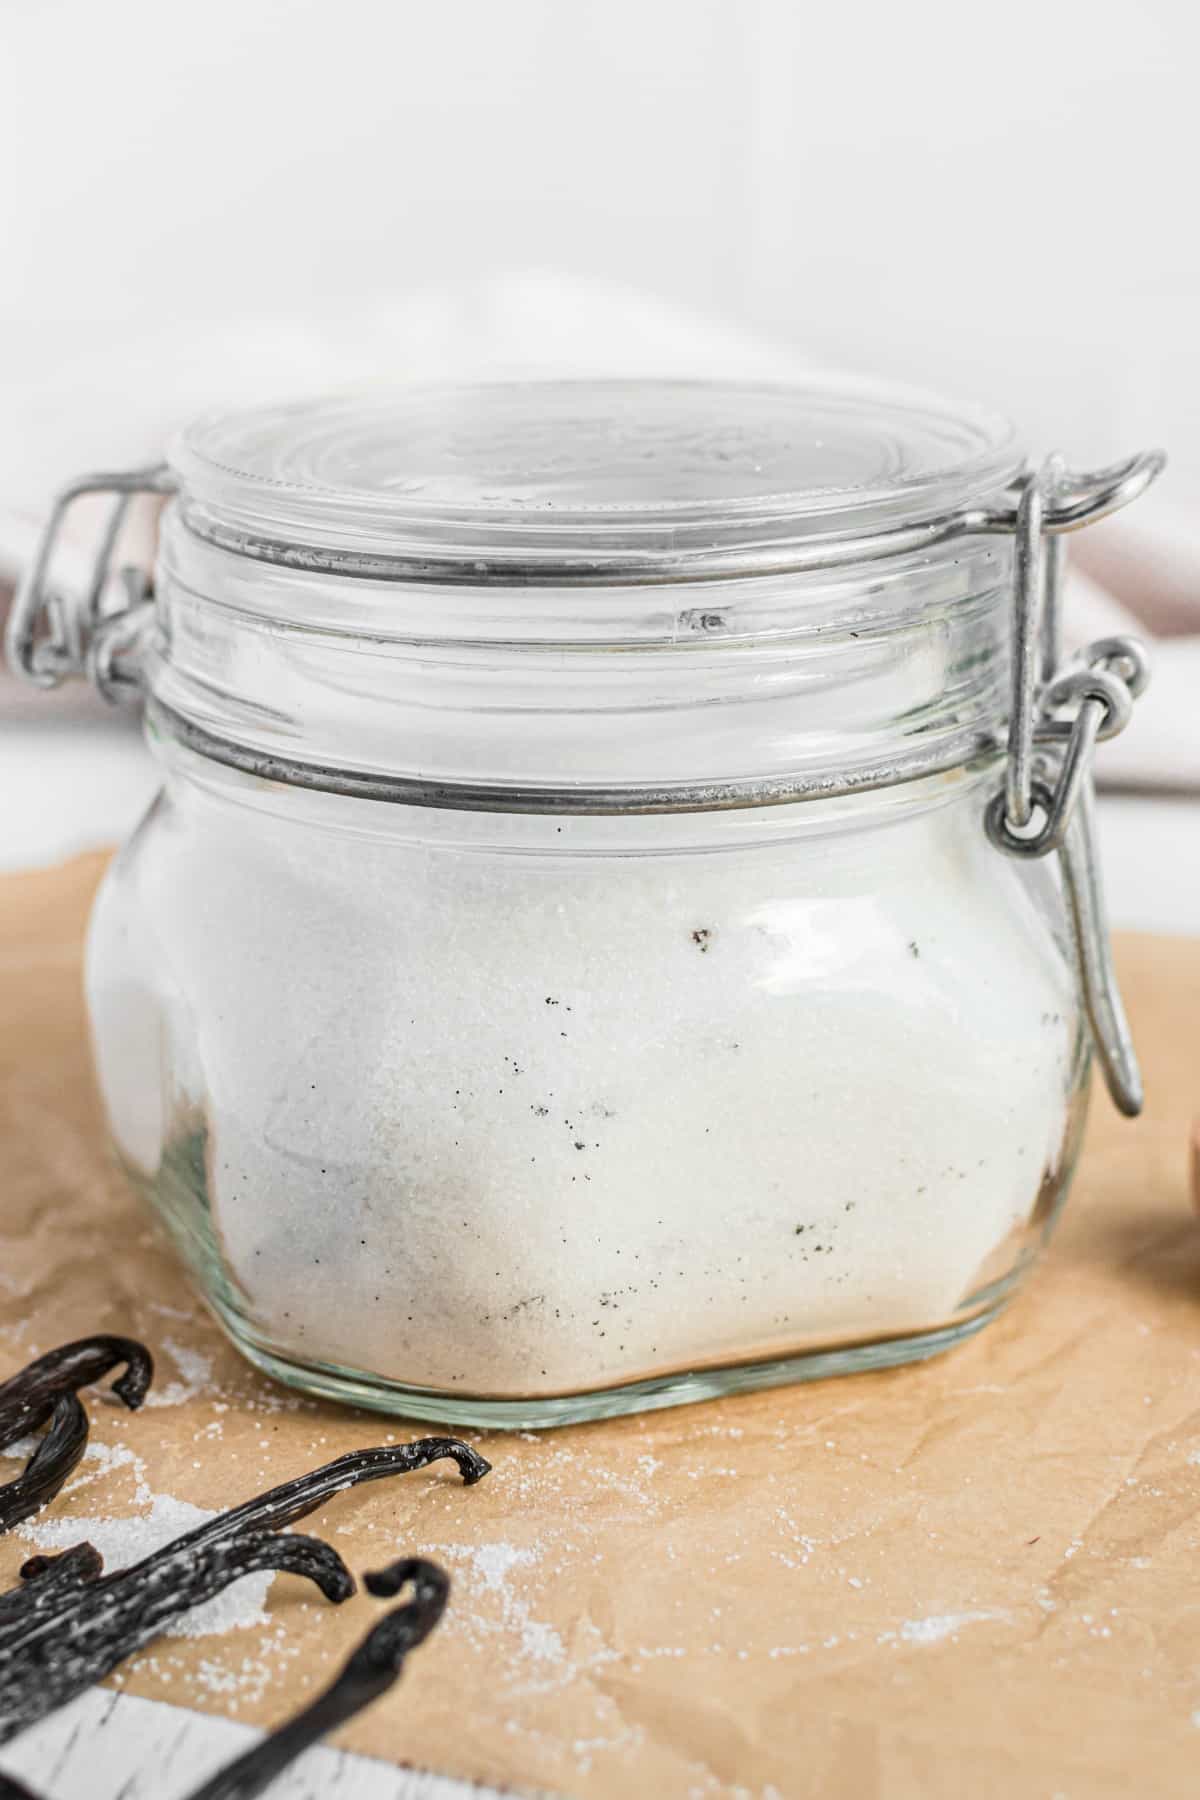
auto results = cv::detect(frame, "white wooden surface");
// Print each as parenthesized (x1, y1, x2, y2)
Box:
(0, 1689, 484, 1799)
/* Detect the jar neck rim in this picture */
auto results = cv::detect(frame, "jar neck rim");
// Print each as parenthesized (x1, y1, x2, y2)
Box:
(160, 503, 1010, 649)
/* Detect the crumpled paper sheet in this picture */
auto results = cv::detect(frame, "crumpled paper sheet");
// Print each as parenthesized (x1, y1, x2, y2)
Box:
(2, 853, 1200, 1800)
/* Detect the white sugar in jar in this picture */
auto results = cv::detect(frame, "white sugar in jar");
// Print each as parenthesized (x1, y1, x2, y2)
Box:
(12, 379, 1159, 1425)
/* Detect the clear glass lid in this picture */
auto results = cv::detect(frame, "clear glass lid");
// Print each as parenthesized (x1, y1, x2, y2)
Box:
(170, 377, 1023, 581)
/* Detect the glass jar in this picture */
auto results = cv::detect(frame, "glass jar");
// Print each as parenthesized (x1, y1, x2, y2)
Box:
(8, 379, 1161, 1426)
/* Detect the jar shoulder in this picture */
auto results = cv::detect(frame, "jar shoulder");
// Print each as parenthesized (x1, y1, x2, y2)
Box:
(91, 779, 1077, 1023)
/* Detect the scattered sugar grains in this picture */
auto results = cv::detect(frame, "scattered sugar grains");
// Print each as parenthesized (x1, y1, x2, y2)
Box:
(142, 1336, 214, 1408)
(471, 1542, 537, 1593)
(896, 1609, 1012, 1646)
(435, 1541, 569, 1675)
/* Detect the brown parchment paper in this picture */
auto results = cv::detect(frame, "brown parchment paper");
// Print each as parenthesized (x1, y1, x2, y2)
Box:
(3, 853, 1200, 1800)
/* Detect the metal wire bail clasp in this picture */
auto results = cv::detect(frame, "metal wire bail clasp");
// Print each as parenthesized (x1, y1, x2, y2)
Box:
(984, 449, 1165, 1117)
(5, 464, 177, 697)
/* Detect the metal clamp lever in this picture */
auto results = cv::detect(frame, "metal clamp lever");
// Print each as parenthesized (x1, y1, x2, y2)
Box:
(984, 453, 1164, 1118)
(5, 464, 176, 691)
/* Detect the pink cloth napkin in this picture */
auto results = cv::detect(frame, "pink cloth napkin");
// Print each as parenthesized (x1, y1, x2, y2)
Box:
(1067, 508, 1200, 791)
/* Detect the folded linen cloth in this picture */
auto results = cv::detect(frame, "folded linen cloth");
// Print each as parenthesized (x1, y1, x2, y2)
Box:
(1064, 509, 1200, 791)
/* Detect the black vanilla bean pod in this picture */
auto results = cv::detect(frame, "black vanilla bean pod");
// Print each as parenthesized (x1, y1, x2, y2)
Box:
(0, 1544, 104, 1634)
(0, 1338, 153, 1533)
(0, 1398, 88, 1535)
(0, 1771, 42, 1799)
(165, 1438, 491, 1552)
(0, 1533, 354, 1744)
(0, 1530, 351, 1659)
(186, 1558, 450, 1800)
(0, 1338, 153, 1438)
(0, 1435, 488, 1747)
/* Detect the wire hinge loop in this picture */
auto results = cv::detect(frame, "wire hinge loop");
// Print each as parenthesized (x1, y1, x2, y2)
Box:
(985, 453, 1163, 1117)
(4, 464, 176, 692)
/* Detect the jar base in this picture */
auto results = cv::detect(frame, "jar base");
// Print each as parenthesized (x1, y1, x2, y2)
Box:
(210, 1293, 1014, 1431)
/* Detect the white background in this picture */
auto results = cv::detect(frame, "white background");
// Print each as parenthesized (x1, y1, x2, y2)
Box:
(2, 0, 1198, 494)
